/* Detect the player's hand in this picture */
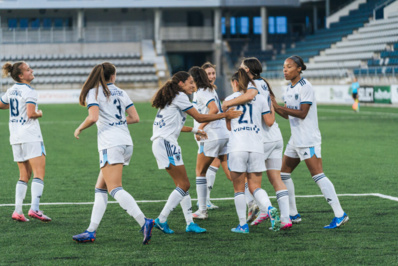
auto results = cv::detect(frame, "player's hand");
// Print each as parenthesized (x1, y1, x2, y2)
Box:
(74, 128, 81, 139)
(221, 101, 229, 112)
(225, 107, 243, 119)
(195, 129, 208, 140)
(271, 96, 279, 110)
(37, 110, 43, 117)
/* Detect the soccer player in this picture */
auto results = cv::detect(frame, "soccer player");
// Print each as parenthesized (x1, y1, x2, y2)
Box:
(200, 62, 230, 209)
(222, 58, 291, 229)
(225, 69, 281, 233)
(188, 66, 229, 219)
(151, 71, 242, 234)
(72, 62, 154, 244)
(351, 77, 360, 112)
(0, 61, 51, 222)
(272, 55, 349, 229)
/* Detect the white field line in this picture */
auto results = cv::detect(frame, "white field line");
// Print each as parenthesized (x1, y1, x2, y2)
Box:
(0, 193, 397, 207)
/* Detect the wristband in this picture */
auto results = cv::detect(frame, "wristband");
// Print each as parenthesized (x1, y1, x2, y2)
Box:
(191, 128, 198, 134)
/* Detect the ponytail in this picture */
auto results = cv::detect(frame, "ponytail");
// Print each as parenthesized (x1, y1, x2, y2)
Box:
(242, 57, 275, 97)
(152, 71, 191, 109)
(231, 69, 255, 94)
(2, 61, 25, 82)
(79, 62, 115, 106)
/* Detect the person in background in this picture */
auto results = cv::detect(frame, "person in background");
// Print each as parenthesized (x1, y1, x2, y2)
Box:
(351, 77, 360, 112)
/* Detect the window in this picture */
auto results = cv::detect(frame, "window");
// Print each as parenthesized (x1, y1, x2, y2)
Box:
(221, 17, 226, 35)
(268, 17, 275, 34)
(54, 18, 64, 28)
(30, 18, 40, 29)
(43, 18, 52, 28)
(253, 17, 262, 34)
(239, 16, 249, 35)
(276, 16, 287, 34)
(230, 17, 236, 35)
(8, 18, 17, 29)
(20, 18, 28, 29)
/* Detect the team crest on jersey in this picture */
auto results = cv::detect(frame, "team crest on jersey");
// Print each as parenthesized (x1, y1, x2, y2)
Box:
(261, 84, 267, 91)
(176, 154, 181, 161)
(295, 94, 299, 100)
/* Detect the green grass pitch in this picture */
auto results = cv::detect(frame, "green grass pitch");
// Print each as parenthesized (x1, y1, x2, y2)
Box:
(0, 103, 397, 264)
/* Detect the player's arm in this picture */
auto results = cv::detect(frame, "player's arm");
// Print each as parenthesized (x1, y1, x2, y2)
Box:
(226, 118, 231, 131)
(198, 100, 219, 131)
(181, 126, 208, 139)
(74, 105, 99, 139)
(262, 103, 275, 127)
(186, 106, 242, 123)
(221, 89, 257, 112)
(0, 101, 9, 109)
(126, 105, 139, 124)
(272, 99, 311, 120)
(26, 103, 43, 119)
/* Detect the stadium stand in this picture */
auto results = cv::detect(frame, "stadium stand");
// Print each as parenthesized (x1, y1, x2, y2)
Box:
(261, 0, 393, 81)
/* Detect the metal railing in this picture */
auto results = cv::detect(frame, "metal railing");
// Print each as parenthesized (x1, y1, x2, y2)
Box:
(160, 26, 214, 41)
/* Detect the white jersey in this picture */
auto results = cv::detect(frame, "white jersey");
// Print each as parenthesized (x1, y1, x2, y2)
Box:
(86, 83, 133, 151)
(192, 88, 229, 141)
(284, 78, 321, 147)
(151, 92, 193, 145)
(225, 91, 268, 153)
(1, 83, 43, 145)
(249, 79, 283, 143)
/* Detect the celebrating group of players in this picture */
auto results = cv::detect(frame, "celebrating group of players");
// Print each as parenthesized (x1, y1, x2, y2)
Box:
(0, 55, 348, 245)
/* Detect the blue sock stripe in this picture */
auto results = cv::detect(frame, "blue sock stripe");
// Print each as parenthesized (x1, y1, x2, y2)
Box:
(185, 191, 189, 196)
(196, 178, 207, 185)
(234, 192, 245, 197)
(33, 178, 44, 185)
(281, 173, 291, 180)
(17, 180, 28, 186)
(276, 190, 289, 200)
(253, 188, 262, 196)
(110, 186, 123, 198)
(245, 182, 248, 189)
(312, 173, 326, 183)
(208, 166, 218, 172)
(175, 187, 186, 196)
(95, 188, 107, 194)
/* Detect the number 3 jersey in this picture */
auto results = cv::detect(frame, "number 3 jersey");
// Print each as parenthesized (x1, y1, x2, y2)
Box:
(225, 91, 268, 154)
(1, 83, 43, 145)
(86, 84, 133, 151)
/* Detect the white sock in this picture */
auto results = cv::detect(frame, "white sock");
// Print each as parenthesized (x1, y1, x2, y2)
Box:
(87, 188, 108, 232)
(234, 192, 246, 226)
(281, 172, 298, 216)
(15, 180, 28, 214)
(180, 191, 193, 225)
(245, 182, 254, 206)
(252, 188, 272, 212)
(206, 166, 218, 201)
(276, 189, 290, 223)
(196, 176, 207, 211)
(31, 178, 44, 212)
(158, 187, 186, 223)
(313, 173, 345, 217)
(110, 187, 145, 227)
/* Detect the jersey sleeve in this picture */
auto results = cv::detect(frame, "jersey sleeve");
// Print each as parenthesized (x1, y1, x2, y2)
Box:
(247, 82, 258, 92)
(25, 90, 38, 105)
(0, 91, 9, 104)
(175, 93, 193, 112)
(86, 89, 99, 109)
(300, 84, 314, 105)
(121, 90, 134, 110)
(199, 89, 216, 107)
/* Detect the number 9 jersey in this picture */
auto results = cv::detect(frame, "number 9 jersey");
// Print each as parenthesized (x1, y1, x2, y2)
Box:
(86, 84, 133, 151)
(1, 83, 43, 145)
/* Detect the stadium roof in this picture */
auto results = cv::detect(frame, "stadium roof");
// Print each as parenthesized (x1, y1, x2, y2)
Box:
(0, 0, 300, 9)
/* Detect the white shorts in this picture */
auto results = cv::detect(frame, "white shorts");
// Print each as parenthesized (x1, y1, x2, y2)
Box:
(228, 151, 266, 173)
(152, 138, 184, 169)
(198, 138, 228, 157)
(284, 143, 322, 161)
(12, 141, 46, 162)
(263, 140, 283, 160)
(99, 145, 133, 168)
